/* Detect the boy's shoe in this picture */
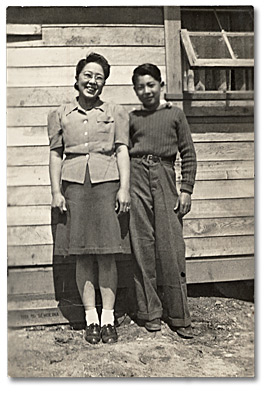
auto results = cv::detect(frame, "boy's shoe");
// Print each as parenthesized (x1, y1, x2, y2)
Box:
(101, 324, 118, 344)
(145, 318, 161, 332)
(85, 323, 101, 344)
(176, 325, 193, 339)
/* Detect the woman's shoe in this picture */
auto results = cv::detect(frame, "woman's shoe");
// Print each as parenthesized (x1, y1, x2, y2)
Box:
(101, 324, 118, 344)
(145, 318, 161, 332)
(85, 323, 101, 344)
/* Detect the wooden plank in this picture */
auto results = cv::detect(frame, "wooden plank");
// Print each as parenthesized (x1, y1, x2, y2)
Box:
(7, 107, 51, 127)
(186, 256, 254, 284)
(7, 226, 54, 246)
(185, 100, 254, 108)
(164, 7, 182, 95)
(176, 160, 254, 181)
(190, 122, 254, 134)
(7, 179, 254, 207)
(8, 306, 72, 327)
(6, 24, 42, 35)
(184, 103, 254, 117)
(7, 186, 52, 206)
(192, 180, 254, 199)
(191, 132, 254, 142)
(7, 128, 254, 147)
(183, 217, 254, 238)
(7, 256, 254, 327)
(6, 142, 254, 166)
(7, 255, 254, 297)
(7, 167, 50, 187)
(186, 235, 254, 257)
(7, 127, 49, 146)
(7, 232, 254, 267)
(187, 198, 254, 219)
(194, 142, 254, 161)
(8, 267, 55, 295)
(7, 147, 49, 166)
(183, 91, 254, 101)
(42, 26, 165, 47)
(7, 205, 52, 226)
(7, 161, 254, 190)
(7, 245, 54, 266)
(7, 198, 254, 227)
(7, 26, 165, 48)
(7, 260, 133, 298)
(7, 216, 254, 247)
(7, 65, 166, 88)
(188, 116, 254, 125)
(7, 46, 165, 67)
(7, 85, 141, 107)
(8, 293, 65, 310)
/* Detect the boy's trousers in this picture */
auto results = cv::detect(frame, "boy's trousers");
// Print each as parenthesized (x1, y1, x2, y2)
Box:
(129, 157, 191, 328)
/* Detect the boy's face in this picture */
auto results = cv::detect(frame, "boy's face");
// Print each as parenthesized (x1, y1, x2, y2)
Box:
(133, 74, 162, 110)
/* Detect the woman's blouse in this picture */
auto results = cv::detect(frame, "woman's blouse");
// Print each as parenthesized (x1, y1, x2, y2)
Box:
(47, 98, 129, 184)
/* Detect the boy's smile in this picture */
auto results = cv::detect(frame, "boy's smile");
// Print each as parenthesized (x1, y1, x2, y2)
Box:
(134, 75, 163, 111)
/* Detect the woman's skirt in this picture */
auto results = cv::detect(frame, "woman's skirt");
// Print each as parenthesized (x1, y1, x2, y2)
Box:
(53, 171, 131, 256)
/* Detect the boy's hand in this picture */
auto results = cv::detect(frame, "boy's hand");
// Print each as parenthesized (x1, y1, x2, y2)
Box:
(174, 192, 191, 217)
(115, 188, 131, 214)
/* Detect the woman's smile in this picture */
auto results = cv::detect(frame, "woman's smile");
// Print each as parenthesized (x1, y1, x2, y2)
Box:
(77, 62, 105, 104)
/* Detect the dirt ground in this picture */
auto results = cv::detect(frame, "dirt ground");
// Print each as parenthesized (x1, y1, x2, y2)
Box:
(8, 296, 254, 378)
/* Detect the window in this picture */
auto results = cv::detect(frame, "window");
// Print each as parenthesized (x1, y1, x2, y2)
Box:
(180, 7, 254, 92)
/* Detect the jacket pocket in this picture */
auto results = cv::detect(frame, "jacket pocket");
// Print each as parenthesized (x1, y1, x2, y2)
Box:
(96, 114, 114, 133)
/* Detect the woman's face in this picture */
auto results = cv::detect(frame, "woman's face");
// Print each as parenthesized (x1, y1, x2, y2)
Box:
(133, 74, 162, 110)
(77, 62, 105, 101)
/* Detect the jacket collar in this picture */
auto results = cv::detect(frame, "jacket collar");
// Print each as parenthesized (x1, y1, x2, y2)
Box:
(65, 97, 106, 116)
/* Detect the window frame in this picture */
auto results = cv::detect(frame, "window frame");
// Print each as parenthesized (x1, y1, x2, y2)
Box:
(180, 29, 254, 68)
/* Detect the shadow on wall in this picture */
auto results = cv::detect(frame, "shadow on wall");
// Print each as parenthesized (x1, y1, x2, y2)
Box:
(187, 280, 254, 302)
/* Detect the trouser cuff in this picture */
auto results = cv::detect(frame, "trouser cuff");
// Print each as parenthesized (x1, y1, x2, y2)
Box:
(167, 315, 191, 328)
(137, 309, 163, 321)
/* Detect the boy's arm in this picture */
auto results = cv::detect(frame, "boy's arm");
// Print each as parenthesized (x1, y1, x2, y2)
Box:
(177, 110, 197, 194)
(175, 109, 197, 216)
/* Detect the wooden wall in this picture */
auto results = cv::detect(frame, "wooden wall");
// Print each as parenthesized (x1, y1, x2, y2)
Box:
(7, 6, 254, 327)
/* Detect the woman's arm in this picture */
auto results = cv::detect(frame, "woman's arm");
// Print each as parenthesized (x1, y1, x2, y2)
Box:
(49, 148, 67, 213)
(115, 144, 130, 214)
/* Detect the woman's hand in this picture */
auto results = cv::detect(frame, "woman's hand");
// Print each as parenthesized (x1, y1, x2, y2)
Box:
(174, 192, 191, 217)
(115, 188, 131, 214)
(52, 192, 67, 214)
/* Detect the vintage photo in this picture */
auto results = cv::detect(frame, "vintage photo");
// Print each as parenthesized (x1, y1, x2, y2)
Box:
(6, 5, 254, 378)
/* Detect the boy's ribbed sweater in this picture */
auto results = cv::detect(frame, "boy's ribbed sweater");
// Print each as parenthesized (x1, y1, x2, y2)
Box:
(129, 105, 197, 194)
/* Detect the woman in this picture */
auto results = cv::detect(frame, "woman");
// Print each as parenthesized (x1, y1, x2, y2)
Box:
(47, 53, 130, 344)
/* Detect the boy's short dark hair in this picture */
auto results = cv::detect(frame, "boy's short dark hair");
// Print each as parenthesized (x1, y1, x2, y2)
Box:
(74, 52, 110, 90)
(132, 63, 162, 86)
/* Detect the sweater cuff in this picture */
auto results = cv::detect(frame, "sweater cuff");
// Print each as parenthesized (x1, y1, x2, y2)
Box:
(180, 183, 194, 195)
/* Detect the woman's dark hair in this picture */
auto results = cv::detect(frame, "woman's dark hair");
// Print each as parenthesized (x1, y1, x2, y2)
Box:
(132, 63, 162, 85)
(74, 52, 110, 90)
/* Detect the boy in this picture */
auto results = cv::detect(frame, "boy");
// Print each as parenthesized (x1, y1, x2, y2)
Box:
(129, 63, 197, 338)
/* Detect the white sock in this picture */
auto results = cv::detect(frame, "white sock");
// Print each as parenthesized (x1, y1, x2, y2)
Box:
(101, 309, 114, 327)
(85, 307, 99, 326)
